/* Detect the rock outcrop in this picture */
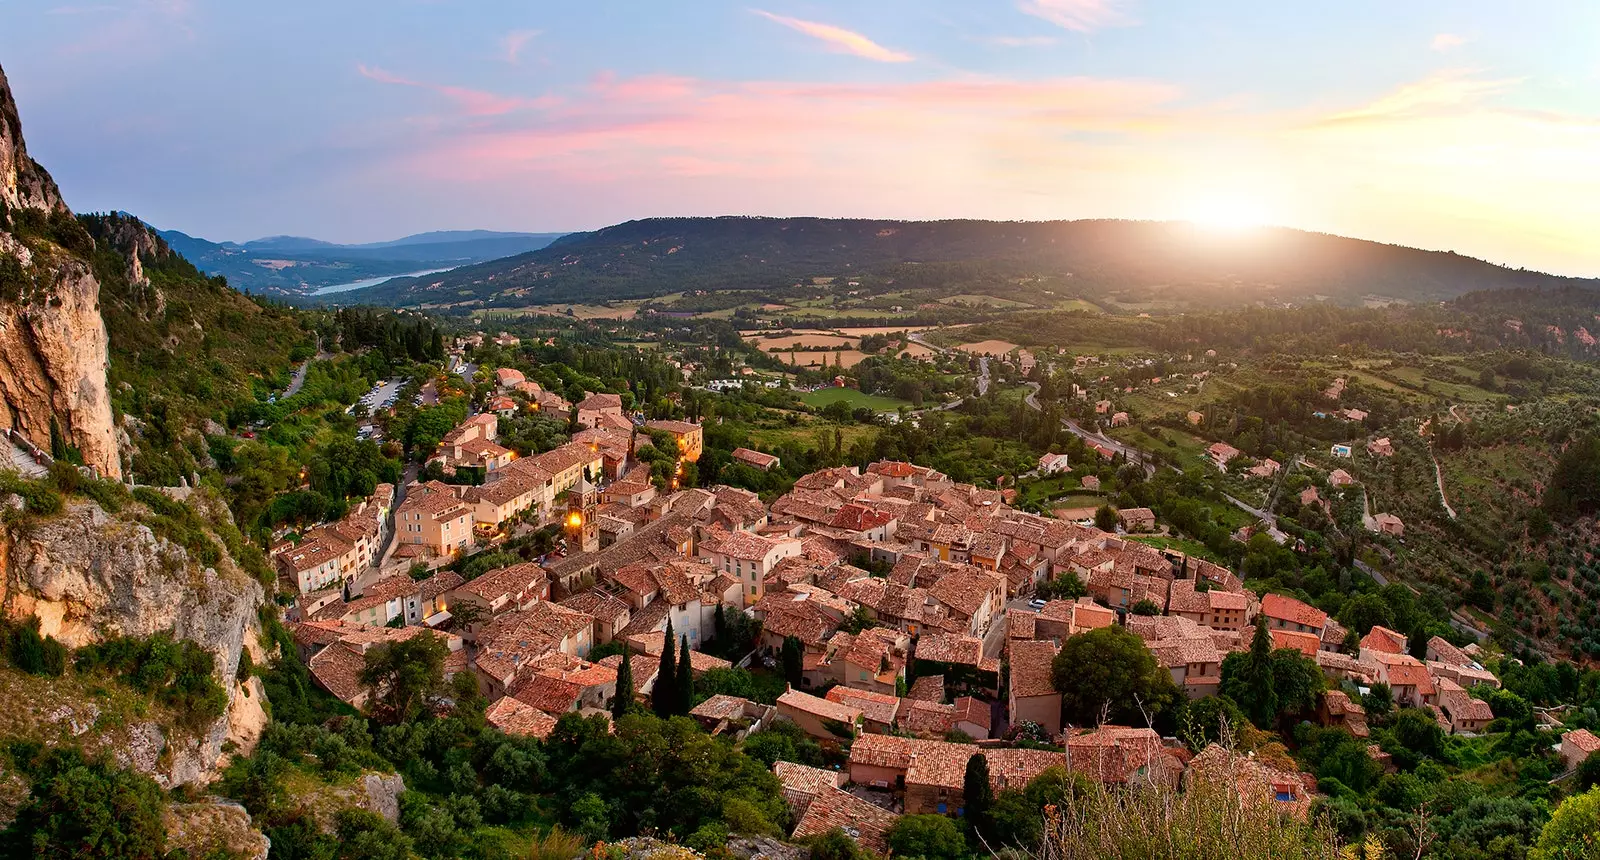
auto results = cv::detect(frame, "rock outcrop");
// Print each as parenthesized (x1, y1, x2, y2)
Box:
(164, 800, 271, 860)
(0, 63, 121, 478)
(0, 496, 266, 785)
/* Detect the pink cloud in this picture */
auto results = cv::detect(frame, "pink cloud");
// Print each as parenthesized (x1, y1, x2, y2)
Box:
(357, 64, 557, 116)
(752, 10, 914, 62)
(1018, 0, 1134, 33)
(1431, 33, 1467, 51)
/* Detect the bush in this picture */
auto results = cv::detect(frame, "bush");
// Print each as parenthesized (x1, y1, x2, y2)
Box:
(1, 617, 68, 676)
(1, 746, 168, 858)
(75, 632, 228, 731)
(886, 815, 966, 860)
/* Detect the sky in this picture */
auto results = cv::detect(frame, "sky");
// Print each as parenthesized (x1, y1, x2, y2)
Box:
(3, 1, 1599, 275)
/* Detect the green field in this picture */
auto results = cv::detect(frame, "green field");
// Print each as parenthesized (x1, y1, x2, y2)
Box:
(939, 294, 1033, 309)
(801, 387, 913, 411)
(747, 421, 880, 451)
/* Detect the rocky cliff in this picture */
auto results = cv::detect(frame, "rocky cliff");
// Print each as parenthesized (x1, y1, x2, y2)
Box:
(0, 494, 267, 786)
(0, 64, 121, 479)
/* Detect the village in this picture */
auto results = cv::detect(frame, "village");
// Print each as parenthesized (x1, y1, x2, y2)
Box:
(265, 356, 1549, 854)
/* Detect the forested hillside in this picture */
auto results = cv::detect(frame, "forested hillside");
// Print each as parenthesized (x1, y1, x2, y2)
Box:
(343, 216, 1600, 310)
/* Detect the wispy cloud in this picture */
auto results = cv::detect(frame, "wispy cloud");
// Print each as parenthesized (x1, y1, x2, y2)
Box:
(1017, 0, 1133, 33)
(752, 10, 913, 63)
(1315, 70, 1518, 126)
(357, 64, 556, 116)
(981, 35, 1058, 47)
(502, 29, 541, 64)
(1431, 33, 1467, 51)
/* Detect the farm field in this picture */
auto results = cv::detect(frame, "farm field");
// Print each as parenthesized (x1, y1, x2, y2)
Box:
(939, 294, 1032, 309)
(956, 339, 1023, 356)
(800, 387, 913, 411)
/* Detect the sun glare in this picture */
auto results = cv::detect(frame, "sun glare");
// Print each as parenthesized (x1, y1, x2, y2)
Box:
(1184, 196, 1274, 233)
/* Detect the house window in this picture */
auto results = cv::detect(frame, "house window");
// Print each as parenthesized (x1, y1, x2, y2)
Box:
(1275, 790, 1295, 802)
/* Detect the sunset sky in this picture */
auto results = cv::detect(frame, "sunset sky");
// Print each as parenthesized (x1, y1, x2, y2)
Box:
(4, 1, 1599, 274)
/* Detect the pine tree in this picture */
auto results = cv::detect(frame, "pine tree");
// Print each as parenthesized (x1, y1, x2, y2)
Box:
(675, 634, 693, 715)
(653, 619, 677, 717)
(612, 643, 633, 721)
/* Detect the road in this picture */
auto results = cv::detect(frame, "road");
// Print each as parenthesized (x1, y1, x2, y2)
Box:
(359, 464, 419, 593)
(907, 332, 946, 355)
(1429, 447, 1457, 519)
(283, 351, 332, 398)
(976, 357, 991, 397)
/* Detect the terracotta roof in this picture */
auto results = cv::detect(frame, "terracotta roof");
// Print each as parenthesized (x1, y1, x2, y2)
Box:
(926, 565, 1002, 618)
(731, 447, 780, 469)
(985, 747, 1067, 792)
(1064, 726, 1171, 785)
(773, 760, 845, 800)
(308, 644, 367, 704)
(900, 699, 956, 735)
(1009, 639, 1060, 698)
(708, 530, 792, 561)
(826, 687, 901, 726)
(511, 674, 585, 714)
(790, 785, 898, 853)
(689, 694, 762, 722)
(906, 675, 945, 703)
(459, 562, 548, 603)
(1360, 626, 1408, 655)
(485, 696, 559, 738)
(1260, 593, 1327, 629)
(577, 393, 623, 411)
(778, 688, 863, 725)
(914, 633, 998, 672)
(1270, 629, 1322, 657)
(1564, 728, 1600, 754)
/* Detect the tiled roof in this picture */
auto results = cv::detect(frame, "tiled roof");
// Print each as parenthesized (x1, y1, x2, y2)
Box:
(1360, 625, 1408, 655)
(577, 393, 623, 411)
(485, 696, 559, 738)
(927, 565, 1002, 617)
(906, 675, 945, 703)
(899, 699, 956, 735)
(459, 562, 547, 603)
(790, 786, 898, 853)
(985, 747, 1066, 792)
(731, 447, 780, 469)
(778, 688, 862, 724)
(1426, 635, 1472, 667)
(307, 643, 367, 704)
(825, 687, 901, 726)
(1270, 629, 1322, 657)
(1009, 639, 1060, 698)
(1064, 726, 1170, 785)
(510, 674, 585, 714)
(1564, 728, 1600, 754)
(690, 694, 762, 722)
(1260, 593, 1327, 629)
(914, 633, 997, 672)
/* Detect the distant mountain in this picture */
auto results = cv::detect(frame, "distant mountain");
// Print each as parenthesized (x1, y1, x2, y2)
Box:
(155, 228, 567, 298)
(338, 216, 1600, 311)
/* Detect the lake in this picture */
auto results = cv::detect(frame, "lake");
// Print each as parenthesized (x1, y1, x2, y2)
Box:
(312, 267, 454, 295)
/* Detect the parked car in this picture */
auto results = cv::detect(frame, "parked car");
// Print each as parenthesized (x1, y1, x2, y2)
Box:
(1027, 597, 1048, 610)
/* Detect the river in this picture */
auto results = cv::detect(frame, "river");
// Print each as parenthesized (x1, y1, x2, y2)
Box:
(311, 267, 454, 295)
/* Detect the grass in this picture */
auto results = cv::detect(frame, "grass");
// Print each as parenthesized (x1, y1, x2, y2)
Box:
(800, 388, 913, 412)
(1108, 425, 1212, 473)
(939, 294, 1032, 309)
(746, 421, 880, 451)
(1127, 534, 1227, 564)
(1016, 473, 1100, 508)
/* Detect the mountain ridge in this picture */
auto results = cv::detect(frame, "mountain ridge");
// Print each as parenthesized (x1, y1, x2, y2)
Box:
(157, 227, 567, 297)
(335, 215, 1600, 310)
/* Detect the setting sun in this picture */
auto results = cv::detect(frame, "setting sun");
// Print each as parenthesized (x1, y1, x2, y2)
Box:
(1184, 196, 1275, 233)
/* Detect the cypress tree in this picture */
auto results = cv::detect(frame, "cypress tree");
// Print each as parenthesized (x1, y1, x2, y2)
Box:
(781, 635, 804, 688)
(653, 619, 677, 717)
(963, 753, 993, 824)
(1241, 616, 1278, 727)
(612, 643, 633, 721)
(675, 634, 693, 715)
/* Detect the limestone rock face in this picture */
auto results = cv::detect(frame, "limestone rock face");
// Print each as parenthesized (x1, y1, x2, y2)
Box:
(0, 498, 266, 785)
(164, 800, 271, 860)
(0, 63, 121, 478)
(0, 65, 66, 215)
